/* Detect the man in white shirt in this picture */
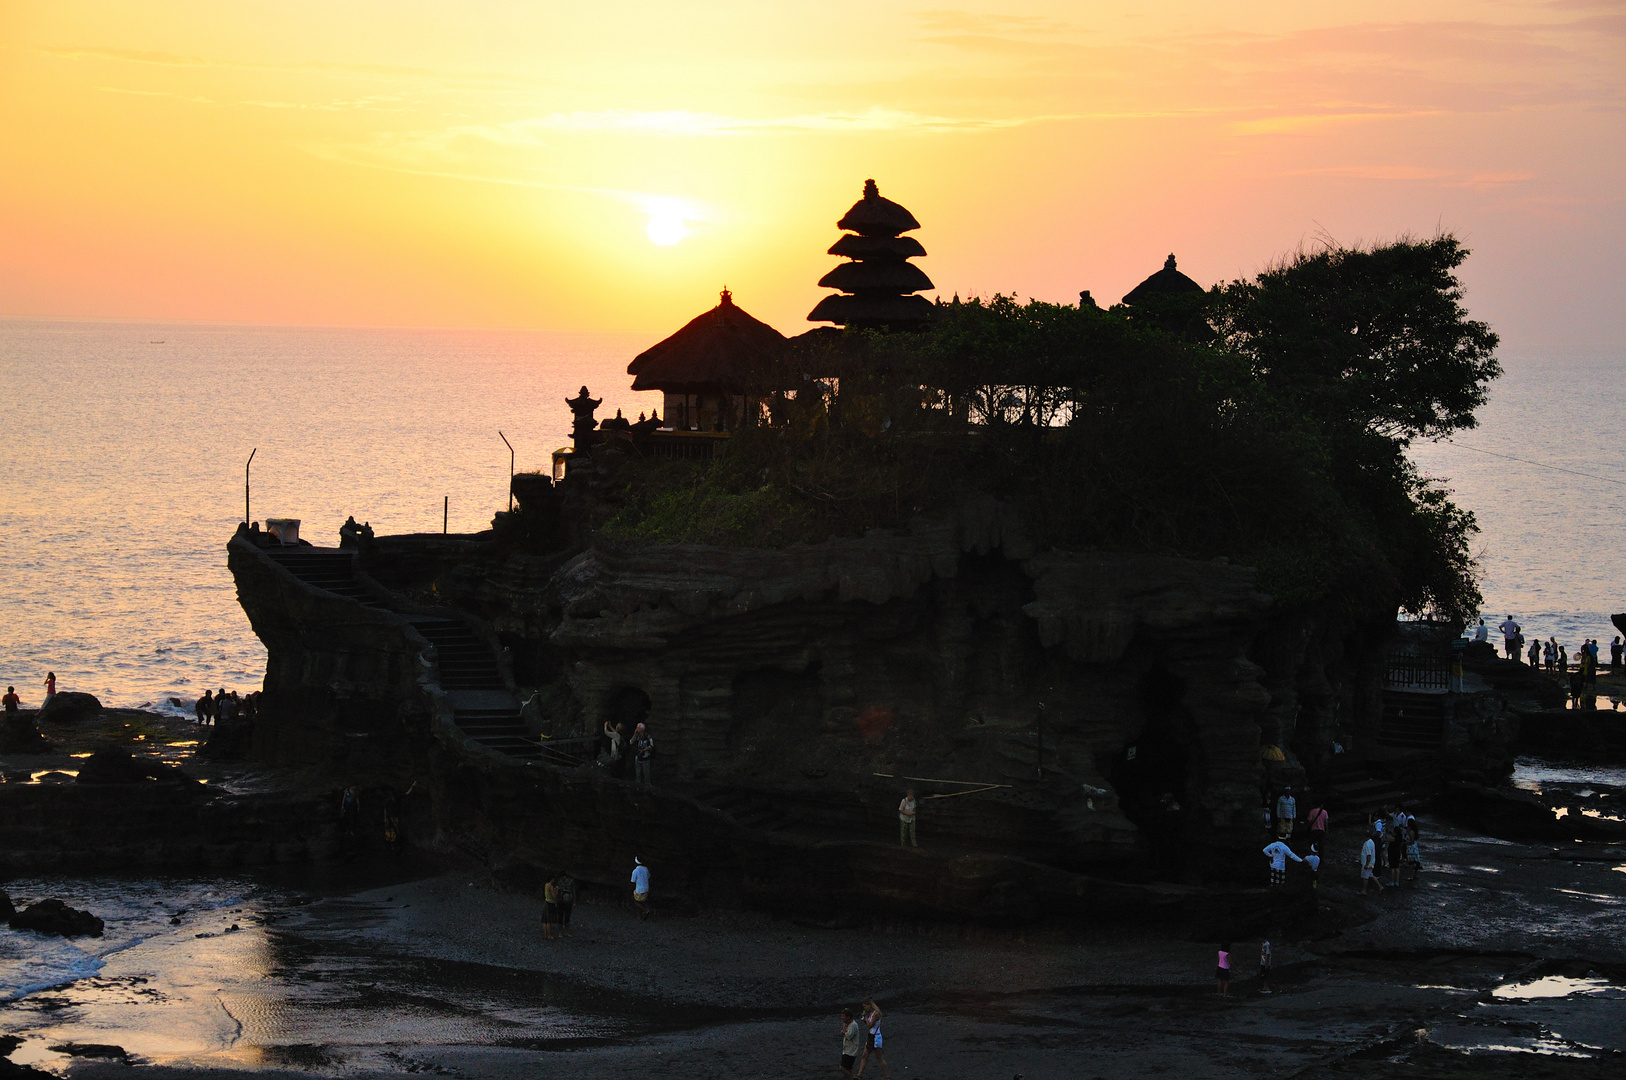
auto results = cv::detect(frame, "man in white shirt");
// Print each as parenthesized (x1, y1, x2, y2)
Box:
(1262, 839, 1302, 886)
(1275, 787, 1298, 839)
(1360, 833, 1378, 894)
(1472, 619, 1488, 643)
(1497, 615, 1521, 659)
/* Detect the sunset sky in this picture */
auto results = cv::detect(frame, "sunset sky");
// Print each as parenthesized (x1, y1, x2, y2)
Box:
(1, 1, 1620, 354)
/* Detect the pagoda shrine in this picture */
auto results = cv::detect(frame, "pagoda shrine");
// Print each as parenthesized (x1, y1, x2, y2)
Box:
(807, 179, 935, 329)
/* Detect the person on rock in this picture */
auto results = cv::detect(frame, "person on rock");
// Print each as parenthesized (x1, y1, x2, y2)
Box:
(898, 789, 918, 848)
(1472, 618, 1488, 643)
(43, 672, 56, 702)
(1612, 636, 1623, 676)
(1275, 786, 1297, 839)
(195, 689, 214, 726)
(1497, 615, 1520, 659)
(630, 856, 651, 920)
(3, 686, 19, 715)
(632, 723, 654, 787)
(1262, 837, 1302, 886)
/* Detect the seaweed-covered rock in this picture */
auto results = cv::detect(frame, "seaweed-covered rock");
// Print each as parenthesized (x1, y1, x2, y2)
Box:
(9, 898, 104, 938)
(38, 692, 101, 723)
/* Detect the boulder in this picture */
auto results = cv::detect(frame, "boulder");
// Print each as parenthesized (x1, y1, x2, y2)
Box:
(0, 713, 50, 754)
(0, 891, 13, 921)
(75, 748, 196, 785)
(38, 692, 101, 723)
(8, 898, 104, 937)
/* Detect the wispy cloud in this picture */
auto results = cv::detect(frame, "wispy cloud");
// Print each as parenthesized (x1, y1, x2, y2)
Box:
(458, 106, 1082, 141)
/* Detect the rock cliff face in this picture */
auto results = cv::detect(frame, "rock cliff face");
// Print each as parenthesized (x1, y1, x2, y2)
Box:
(231, 496, 1399, 919)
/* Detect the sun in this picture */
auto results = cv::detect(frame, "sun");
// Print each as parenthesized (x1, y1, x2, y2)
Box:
(646, 210, 689, 246)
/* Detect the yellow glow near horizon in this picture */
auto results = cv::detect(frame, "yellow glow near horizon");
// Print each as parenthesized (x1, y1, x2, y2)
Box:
(0, 1, 1620, 352)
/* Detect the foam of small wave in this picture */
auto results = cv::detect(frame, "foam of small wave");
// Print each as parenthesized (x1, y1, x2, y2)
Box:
(0, 934, 105, 1002)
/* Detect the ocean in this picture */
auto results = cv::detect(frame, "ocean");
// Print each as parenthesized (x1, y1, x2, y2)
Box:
(0, 320, 656, 715)
(0, 321, 1620, 712)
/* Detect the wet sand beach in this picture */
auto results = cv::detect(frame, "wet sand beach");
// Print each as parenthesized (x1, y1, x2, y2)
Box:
(4, 799, 1623, 1079)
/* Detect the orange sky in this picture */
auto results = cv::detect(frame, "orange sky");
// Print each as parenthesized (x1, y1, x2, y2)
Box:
(1, 1, 1621, 353)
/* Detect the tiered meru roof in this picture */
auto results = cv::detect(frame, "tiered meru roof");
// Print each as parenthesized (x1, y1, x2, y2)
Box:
(808, 180, 936, 329)
(628, 289, 786, 392)
(1122, 254, 1205, 305)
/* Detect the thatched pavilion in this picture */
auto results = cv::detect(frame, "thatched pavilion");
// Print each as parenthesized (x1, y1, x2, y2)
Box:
(808, 179, 936, 329)
(627, 288, 786, 436)
(1122, 254, 1205, 304)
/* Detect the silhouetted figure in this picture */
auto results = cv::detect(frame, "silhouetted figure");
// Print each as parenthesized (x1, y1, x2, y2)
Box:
(196, 689, 214, 725)
(1612, 636, 1623, 675)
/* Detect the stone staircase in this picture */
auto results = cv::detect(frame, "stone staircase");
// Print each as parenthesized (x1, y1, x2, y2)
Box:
(260, 546, 554, 763)
(1378, 691, 1447, 749)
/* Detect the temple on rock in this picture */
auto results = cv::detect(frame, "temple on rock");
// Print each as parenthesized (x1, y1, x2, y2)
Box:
(808, 179, 936, 329)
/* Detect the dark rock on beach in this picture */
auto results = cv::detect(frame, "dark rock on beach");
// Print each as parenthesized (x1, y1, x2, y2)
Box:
(8, 898, 104, 938)
(37, 692, 102, 724)
(75, 747, 197, 785)
(0, 711, 50, 754)
(0, 890, 13, 921)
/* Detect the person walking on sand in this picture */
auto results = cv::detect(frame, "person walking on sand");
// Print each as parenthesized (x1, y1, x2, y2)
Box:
(854, 999, 888, 1080)
(1262, 837, 1302, 886)
(1360, 830, 1378, 894)
(839, 1008, 863, 1079)
(1258, 938, 1274, 994)
(630, 856, 651, 920)
(898, 789, 918, 848)
(1216, 943, 1233, 997)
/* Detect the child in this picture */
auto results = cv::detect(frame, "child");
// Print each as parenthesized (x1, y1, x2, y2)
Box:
(1305, 844, 1321, 891)
(1259, 939, 1273, 994)
(1404, 828, 1422, 882)
(1216, 943, 1232, 997)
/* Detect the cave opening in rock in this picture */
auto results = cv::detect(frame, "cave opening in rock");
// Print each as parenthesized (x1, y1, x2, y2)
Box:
(1110, 662, 1200, 877)
(605, 685, 652, 730)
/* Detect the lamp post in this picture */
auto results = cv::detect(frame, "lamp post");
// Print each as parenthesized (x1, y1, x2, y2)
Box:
(498, 430, 515, 512)
(244, 447, 257, 524)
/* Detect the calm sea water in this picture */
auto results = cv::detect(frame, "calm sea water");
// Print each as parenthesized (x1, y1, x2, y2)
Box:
(0, 320, 656, 714)
(0, 322, 1620, 712)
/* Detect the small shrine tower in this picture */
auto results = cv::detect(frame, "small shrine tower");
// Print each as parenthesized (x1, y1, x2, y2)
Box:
(808, 180, 935, 330)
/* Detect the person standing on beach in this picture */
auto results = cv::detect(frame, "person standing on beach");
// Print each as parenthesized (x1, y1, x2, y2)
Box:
(1216, 944, 1232, 997)
(898, 789, 918, 848)
(839, 1009, 863, 1079)
(1497, 616, 1519, 659)
(1360, 831, 1378, 894)
(542, 876, 561, 940)
(630, 856, 651, 920)
(557, 873, 575, 935)
(1262, 838, 1302, 886)
(1306, 801, 1328, 850)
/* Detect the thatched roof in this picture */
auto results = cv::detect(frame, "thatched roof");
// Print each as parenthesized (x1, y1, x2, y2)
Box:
(835, 179, 920, 237)
(806, 293, 936, 326)
(817, 260, 934, 294)
(628, 289, 787, 392)
(828, 234, 926, 259)
(1122, 254, 1205, 305)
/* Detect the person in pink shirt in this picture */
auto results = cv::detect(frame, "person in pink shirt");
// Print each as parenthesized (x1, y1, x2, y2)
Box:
(43, 672, 56, 700)
(1216, 943, 1232, 997)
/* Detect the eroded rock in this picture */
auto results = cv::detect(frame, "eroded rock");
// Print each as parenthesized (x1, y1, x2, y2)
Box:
(75, 748, 197, 785)
(9, 899, 104, 938)
(37, 692, 101, 723)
